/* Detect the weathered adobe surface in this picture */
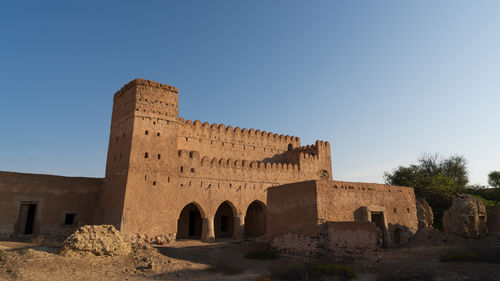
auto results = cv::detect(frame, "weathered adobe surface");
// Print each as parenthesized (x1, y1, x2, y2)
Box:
(443, 193, 488, 238)
(0, 171, 102, 239)
(267, 180, 418, 256)
(98, 78, 333, 240)
(416, 198, 434, 229)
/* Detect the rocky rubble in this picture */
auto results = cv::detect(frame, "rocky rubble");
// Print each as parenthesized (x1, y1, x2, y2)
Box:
(60, 225, 132, 257)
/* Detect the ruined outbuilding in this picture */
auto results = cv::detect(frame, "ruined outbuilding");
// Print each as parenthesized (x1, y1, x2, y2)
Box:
(443, 193, 488, 238)
(0, 79, 418, 253)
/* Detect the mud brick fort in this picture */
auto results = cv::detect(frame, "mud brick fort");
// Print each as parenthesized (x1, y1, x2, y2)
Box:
(0, 79, 418, 254)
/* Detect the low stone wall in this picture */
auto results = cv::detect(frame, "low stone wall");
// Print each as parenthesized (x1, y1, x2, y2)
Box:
(270, 232, 323, 257)
(327, 222, 378, 253)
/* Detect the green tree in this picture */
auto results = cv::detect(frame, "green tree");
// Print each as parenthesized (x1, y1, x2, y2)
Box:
(488, 171, 500, 188)
(384, 153, 469, 228)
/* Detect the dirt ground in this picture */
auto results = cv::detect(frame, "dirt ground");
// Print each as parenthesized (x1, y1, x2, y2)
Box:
(1, 229, 500, 281)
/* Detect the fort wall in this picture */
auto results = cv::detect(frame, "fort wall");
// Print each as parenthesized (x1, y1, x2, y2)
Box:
(96, 79, 334, 240)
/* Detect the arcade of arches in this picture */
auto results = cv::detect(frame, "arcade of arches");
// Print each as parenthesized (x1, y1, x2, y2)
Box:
(176, 200, 266, 241)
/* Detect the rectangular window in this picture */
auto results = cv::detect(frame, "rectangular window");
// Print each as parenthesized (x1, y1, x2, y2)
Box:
(145, 130, 149, 135)
(157, 132, 160, 136)
(158, 154, 161, 159)
(64, 214, 76, 225)
(153, 181, 156, 185)
(145, 152, 149, 158)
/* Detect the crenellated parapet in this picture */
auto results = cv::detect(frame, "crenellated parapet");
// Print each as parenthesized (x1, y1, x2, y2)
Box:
(178, 118, 299, 146)
(177, 149, 301, 185)
(177, 118, 303, 162)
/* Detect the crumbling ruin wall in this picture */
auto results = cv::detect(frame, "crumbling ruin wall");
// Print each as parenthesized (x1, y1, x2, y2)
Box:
(443, 193, 488, 238)
(416, 198, 434, 229)
(0, 171, 102, 238)
(267, 180, 418, 256)
(316, 181, 418, 246)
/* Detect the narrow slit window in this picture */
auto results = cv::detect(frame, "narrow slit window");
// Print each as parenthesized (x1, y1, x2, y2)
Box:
(158, 154, 161, 159)
(153, 181, 156, 186)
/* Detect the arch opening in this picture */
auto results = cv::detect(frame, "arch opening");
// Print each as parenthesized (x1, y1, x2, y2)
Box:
(214, 201, 235, 239)
(177, 203, 203, 239)
(245, 201, 266, 238)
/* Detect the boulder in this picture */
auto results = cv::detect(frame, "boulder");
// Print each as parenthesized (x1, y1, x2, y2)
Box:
(416, 198, 434, 229)
(442, 194, 488, 238)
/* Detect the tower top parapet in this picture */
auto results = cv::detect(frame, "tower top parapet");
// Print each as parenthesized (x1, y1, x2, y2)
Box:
(114, 78, 179, 99)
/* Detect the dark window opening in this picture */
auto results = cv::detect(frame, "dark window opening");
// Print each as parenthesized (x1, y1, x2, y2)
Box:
(145, 130, 149, 135)
(153, 181, 156, 186)
(407, 208, 410, 213)
(158, 154, 161, 159)
(64, 213, 76, 226)
(145, 152, 149, 158)
(191, 168, 195, 173)
(180, 167, 184, 172)
(157, 132, 160, 136)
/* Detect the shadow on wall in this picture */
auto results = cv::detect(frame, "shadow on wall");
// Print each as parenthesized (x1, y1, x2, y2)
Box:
(388, 223, 413, 246)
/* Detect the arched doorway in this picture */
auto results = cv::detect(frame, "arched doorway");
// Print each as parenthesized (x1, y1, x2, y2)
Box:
(177, 203, 203, 239)
(245, 200, 266, 237)
(214, 201, 235, 239)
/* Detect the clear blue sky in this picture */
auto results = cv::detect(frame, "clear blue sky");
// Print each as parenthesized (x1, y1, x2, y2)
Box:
(1, 1, 499, 185)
